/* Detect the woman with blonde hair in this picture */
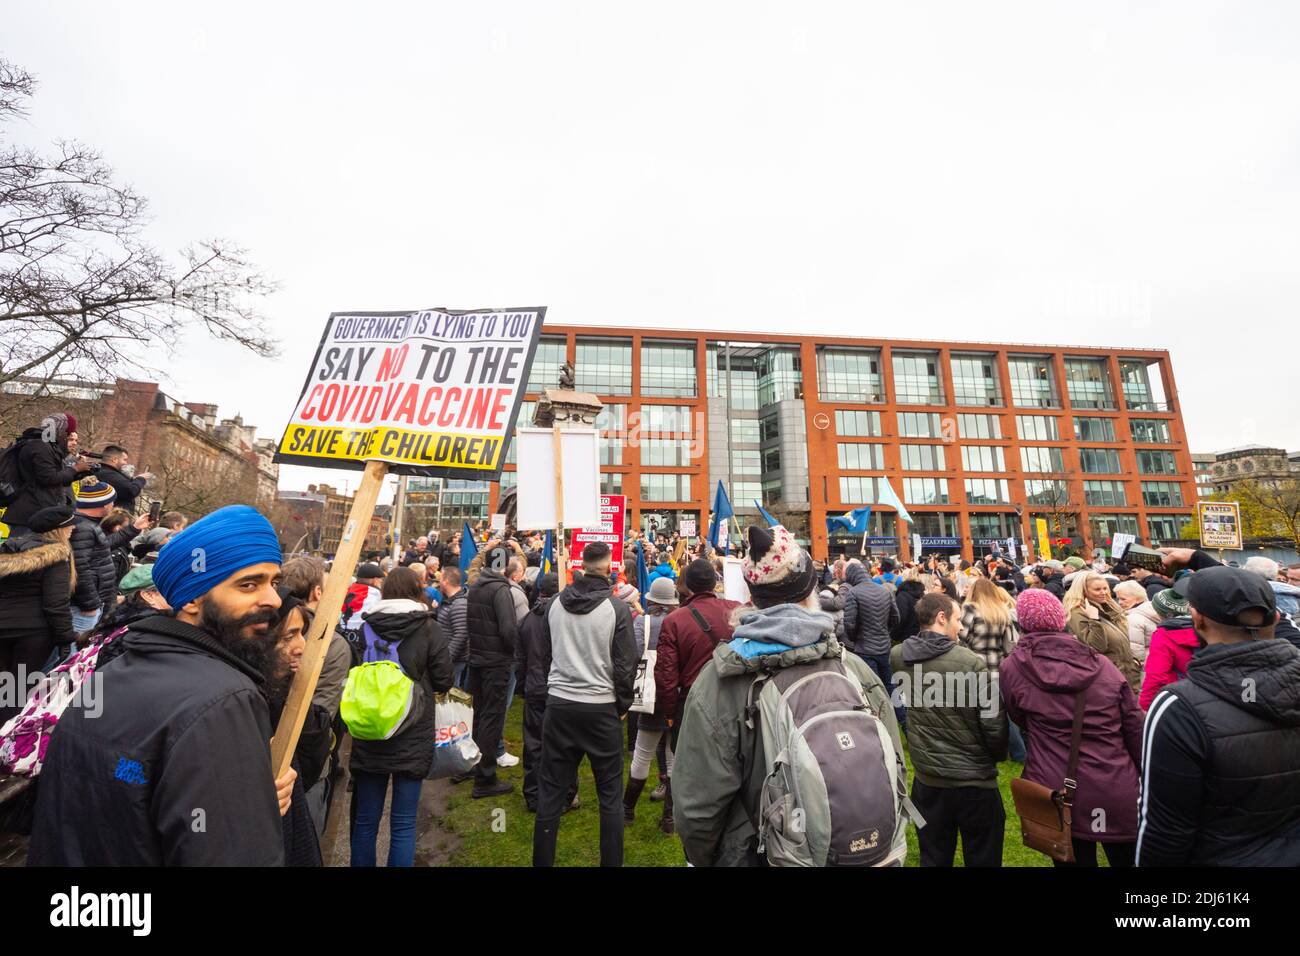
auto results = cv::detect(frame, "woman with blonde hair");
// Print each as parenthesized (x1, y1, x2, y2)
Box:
(1063, 571, 1141, 694)
(961, 577, 1024, 761)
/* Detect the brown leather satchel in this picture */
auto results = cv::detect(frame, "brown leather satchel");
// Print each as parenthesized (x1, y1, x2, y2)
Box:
(1010, 689, 1088, 864)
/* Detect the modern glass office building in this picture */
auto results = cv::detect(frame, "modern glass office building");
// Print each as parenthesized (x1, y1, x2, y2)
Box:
(468, 327, 1193, 561)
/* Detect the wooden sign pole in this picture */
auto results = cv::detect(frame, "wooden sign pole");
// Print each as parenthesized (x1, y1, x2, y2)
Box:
(553, 424, 567, 591)
(271, 458, 388, 778)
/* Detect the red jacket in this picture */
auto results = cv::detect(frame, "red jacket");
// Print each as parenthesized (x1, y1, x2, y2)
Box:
(1139, 618, 1198, 711)
(653, 592, 740, 720)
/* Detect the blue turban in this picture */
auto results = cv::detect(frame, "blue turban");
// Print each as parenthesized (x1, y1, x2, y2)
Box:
(152, 505, 282, 610)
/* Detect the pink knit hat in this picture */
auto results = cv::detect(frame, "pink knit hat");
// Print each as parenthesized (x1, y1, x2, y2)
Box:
(1016, 588, 1067, 634)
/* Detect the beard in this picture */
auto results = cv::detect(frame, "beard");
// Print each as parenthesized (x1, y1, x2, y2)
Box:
(199, 599, 281, 682)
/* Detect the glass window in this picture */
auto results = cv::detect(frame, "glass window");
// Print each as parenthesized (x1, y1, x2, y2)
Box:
(1024, 479, 1071, 506)
(969, 512, 1015, 538)
(527, 336, 567, 393)
(1084, 480, 1128, 507)
(1141, 481, 1185, 507)
(731, 418, 761, 444)
(638, 405, 691, 433)
(835, 409, 882, 437)
(839, 476, 882, 504)
(1079, 448, 1123, 474)
(958, 413, 1001, 439)
(961, 446, 1006, 472)
(964, 478, 1010, 505)
(641, 341, 697, 397)
(497, 471, 517, 489)
(1008, 355, 1058, 408)
(733, 480, 762, 502)
(640, 473, 690, 502)
(950, 352, 1002, 406)
(899, 444, 946, 470)
(837, 443, 886, 470)
(1073, 416, 1117, 442)
(903, 477, 950, 504)
(732, 448, 761, 475)
(1130, 418, 1172, 444)
(575, 338, 632, 395)
(1147, 515, 1186, 544)
(594, 402, 625, 434)
(640, 439, 692, 467)
(1015, 415, 1060, 440)
(600, 439, 623, 467)
(1020, 447, 1066, 473)
(763, 448, 782, 472)
(892, 351, 944, 405)
(1090, 513, 1139, 542)
(755, 347, 803, 405)
(817, 347, 883, 403)
(760, 414, 781, 442)
(1063, 357, 1116, 410)
(1120, 360, 1168, 411)
(1137, 450, 1178, 475)
(599, 472, 624, 496)
(896, 412, 943, 438)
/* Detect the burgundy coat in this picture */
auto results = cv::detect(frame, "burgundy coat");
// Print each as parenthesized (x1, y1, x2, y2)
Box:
(654, 591, 740, 720)
(999, 630, 1144, 842)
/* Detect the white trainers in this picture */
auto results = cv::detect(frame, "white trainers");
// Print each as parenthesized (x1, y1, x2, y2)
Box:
(496, 751, 520, 768)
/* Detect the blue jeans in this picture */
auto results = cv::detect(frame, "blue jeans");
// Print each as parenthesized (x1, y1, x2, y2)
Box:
(71, 607, 102, 634)
(350, 771, 423, 867)
(497, 664, 517, 758)
(452, 661, 469, 691)
(1008, 720, 1027, 763)
(856, 649, 906, 732)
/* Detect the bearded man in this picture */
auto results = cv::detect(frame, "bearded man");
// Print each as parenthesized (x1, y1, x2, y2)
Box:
(29, 505, 297, 866)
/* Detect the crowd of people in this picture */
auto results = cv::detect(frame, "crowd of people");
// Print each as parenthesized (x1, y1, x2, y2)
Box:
(3, 410, 1300, 867)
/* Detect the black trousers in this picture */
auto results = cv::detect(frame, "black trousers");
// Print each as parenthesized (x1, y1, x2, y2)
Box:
(468, 664, 511, 785)
(522, 697, 577, 809)
(1053, 838, 1136, 868)
(911, 780, 1005, 867)
(533, 699, 624, 867)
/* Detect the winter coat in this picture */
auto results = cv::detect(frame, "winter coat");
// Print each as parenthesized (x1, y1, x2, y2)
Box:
(516, 596, 551, 703)
(817, 587, 846, 642)
(673, 605, 903, 866)
(539, 572, 638, 712)
(840, 562, 899, 657)
(1041, 575, 1066, 599)
(466, 569, 520, 668)
(958, 604, 1019, 674)
(97, 463, 147, 515)
(1139, 574, 1174, 601)
(27, 614, 285, 865)
(438, 587, 469, 663)
(890, 632, 1007, 788)
(1138, 617, 1197, 711)
(69, 513, 139, 612)
(891, 579, 927, 644)
(348, 598, 453, 779)
(999, 631, 1144, 842)
(2, 429, 79, 528)
(632, 613, 670, 728)
(654, 591, 740, 721)
(0, 534, 75, 645)
(1124, 602, 1161, 664)
(646, 562, 677, 589)
(312, 626, 353, 719)
(1067, 604, 1142, 695)
(1137, 638, 1300, 866)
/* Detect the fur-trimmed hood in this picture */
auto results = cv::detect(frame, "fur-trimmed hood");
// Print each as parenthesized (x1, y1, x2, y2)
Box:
(0, 536, 73, 578)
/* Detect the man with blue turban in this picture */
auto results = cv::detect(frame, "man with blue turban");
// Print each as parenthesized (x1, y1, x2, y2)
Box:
(29, 505, 299, 866)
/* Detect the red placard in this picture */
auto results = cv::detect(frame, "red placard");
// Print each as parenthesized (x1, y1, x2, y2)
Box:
(570, 494, 626, 571)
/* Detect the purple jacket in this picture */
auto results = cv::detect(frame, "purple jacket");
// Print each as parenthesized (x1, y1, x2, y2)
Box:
(1000, 631, 1144, 842)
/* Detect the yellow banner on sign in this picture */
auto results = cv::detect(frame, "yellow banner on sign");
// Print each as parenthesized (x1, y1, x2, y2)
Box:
(1036, 518, 1052, 562)
(278, 423, 503, 470)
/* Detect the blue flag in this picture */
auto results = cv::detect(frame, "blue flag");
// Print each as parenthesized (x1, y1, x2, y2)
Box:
(459, 521, 478, 577)
(826, 506, 873, 536)
(709, 480, 734, 550)
(754, 499, 780, 528)
(635, 539, 650, 610)
(541, 530, 554, 575)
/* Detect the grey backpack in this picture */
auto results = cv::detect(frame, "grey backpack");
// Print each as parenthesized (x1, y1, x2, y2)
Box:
(747, 650, 914, 866)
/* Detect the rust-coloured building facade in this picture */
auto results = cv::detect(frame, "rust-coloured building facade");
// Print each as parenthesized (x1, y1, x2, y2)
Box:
(491, 327, 1196, 563)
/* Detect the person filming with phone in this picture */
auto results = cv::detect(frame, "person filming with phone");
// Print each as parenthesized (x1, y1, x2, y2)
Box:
(96, 444, 152, 514)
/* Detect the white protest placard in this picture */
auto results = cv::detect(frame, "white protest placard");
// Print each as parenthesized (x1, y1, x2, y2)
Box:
(514, 427, 601, 530)
(1006, 537, 1018, 562)
(490, 513, 506, 533)
(912, 533, 922, 558)
(1199, 502, 1242, 550)
(723, 557, 749, 603)
(1110, 532, 1135, 560)
(680, 518, 697, 537)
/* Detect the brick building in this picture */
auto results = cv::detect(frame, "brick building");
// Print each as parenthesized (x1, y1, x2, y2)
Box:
(316, 482, 392, 557)
(484, 327, 1197, 562)
(0, 377, 278, 517)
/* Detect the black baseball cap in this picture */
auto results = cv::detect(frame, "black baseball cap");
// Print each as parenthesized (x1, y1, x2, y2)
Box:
(1174, 566, 1276, 629)
(355, 562, 383, 580)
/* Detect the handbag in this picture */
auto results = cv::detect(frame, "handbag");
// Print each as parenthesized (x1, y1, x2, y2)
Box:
(1010, 687, 1088, 863)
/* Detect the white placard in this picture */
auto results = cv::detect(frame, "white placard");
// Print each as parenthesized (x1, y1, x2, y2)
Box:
(1110, 532, 1135, 560)
(490, 513, 506, 533)
(723, 557, 750, 603)
(912, 533, 922, 558)
(514, 427, 601, 530)
(1006, 537, 1018, 562)
(680, 519, 697, 537)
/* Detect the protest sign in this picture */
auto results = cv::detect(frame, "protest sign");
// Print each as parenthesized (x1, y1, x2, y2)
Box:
(723, 557, 750, 603)
(1199, 501, 1242, 550)
(1035, 518, 1052, 562)
(273, 307, 544, 479)
(1110, 532, 1135, 561)
(679, 518, 696, 537)
(490, 513, 506, 533)
(514, 427, 601, 530)
(570, 495, 626, 572)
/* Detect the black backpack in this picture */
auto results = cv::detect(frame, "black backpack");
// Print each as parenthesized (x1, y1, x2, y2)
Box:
(0, 438, 29, 508)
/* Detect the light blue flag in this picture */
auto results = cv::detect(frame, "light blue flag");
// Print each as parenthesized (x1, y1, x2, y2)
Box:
(876, 479, 913, 525)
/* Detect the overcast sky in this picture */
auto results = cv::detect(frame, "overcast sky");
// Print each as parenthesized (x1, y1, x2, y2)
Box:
(7, 2, 1299, 502)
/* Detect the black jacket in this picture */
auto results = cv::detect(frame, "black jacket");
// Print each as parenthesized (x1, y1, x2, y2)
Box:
(4, 429, 79, 528)
(891, 579, 927, 644)
(0, 534, 74, 643)
(1140, 574, 1175, 600)
(27, 615, 285, 865)
(347, 599, 453, 779)
(1042, 574, 1066, 599)
(97, 463, 147, 515)
(840, 563, 900, 657)
(1137, 638, 1300, 866)
(466, 569, 519, 668)
(516, 597, 551, 703)
(69, 513, 139, 612)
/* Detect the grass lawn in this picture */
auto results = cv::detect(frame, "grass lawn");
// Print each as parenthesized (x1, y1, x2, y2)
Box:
(440, 699, 1051, 867)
